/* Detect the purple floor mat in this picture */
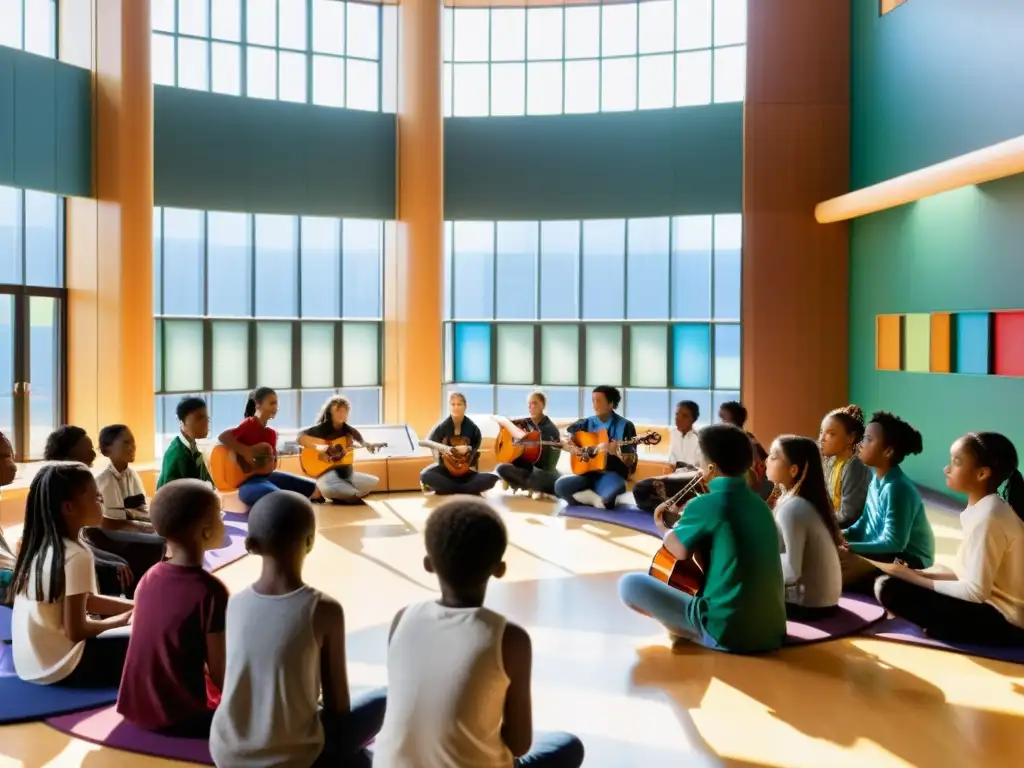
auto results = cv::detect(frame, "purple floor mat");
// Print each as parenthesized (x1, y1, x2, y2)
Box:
(560, 504, 660, 537)
(203, 516, 249, 572)
(48, 705, 213, 764)
(0, 604, 10, 641)
(863, 617, 1024, 663)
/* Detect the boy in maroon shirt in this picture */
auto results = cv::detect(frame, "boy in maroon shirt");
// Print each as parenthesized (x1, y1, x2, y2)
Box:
(116, 479, 228, 736)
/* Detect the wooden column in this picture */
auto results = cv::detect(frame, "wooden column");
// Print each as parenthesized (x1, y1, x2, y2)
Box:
(384, 0, 444, 438)
(61, 0, 155, 460)
(742, 0, 851, 440)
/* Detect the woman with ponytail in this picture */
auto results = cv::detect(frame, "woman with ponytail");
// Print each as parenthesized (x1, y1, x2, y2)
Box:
(874, 431, 1024, 647)
(819, 404, 872, 527)
(216, 387, 316, 507)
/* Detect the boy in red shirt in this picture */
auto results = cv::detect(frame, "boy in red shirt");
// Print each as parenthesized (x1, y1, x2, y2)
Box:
(116, 479, 228, 736)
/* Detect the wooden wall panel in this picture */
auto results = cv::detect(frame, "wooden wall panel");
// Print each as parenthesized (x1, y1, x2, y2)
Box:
(742, 0, 851, 441)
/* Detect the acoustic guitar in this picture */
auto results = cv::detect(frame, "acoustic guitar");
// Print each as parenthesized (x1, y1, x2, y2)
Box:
(494, 425, 548, 465)
(299, 436, 388, 478)
(649, 545, 707, 597)
(442, 435, 476, 477)
(209, 442, 277, 492)
(568, 429, 662, 475)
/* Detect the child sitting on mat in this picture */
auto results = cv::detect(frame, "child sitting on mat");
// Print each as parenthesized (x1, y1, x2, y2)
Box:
(210, 491, 387, 767)
(158, 396, 214, 489)
(873, 432, 1024, 647)
(0, 431, 19, 602)
(117, 479, 228, 736)
(840, 411, 935, 590)
(819, 405, 872, 527)
(765, 436, 843, 621)
(10, 462, 133, 687)
(618, 424, 787, 653)
(374, 497, 585, 768)
(95, 424, 153, 532)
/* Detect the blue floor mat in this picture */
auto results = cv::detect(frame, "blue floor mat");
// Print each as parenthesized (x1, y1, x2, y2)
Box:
(1, 605, 10, 641)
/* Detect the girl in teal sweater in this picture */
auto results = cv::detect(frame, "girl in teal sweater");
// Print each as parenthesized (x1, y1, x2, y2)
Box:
(840, 411, 935, 590)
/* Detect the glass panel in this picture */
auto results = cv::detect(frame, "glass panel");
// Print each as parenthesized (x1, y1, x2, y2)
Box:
(672, 388, 712, 427)
(564, 60, 599, 114)
(677, 0, 713, 50)
(0, 187, 19, 283)
(443, 323, 454, 382)
(162, 208, 204, 315)
(0, 0, 22, 49)
(301, 216, 341, 318)
(526, 61, 562, 116)
(581, 219, 625, 319)
(527, 7, 562, 60)
(454, 63, 489, 116)
(152, 33, 176, 86)
(212, 42, 242, 95)
(279, 50, 307, 103)
(443, 7, 454, 62)
(539, 221, 579, 319)
(381, 5, 397, 113)
(345, 387, 381, 425)
(246, 0, 277, 46)
(212, 0, 242, 41)
(342, 323, 379, 386)
(714, 323, 741, 390)
(712, 390, 741, 420)
(278, 0, 307, 50)
(564, 7, 599, 59)
(630, 325, 668, 388)
(24, 0, 55, 57)
(153, 208, 162, 313)
(346, 58, 378, 111)
(627, 217, 670, 319)
(212, 321, 250, 390)
(26, 296, 58, 458)
(313, 0, 345, 54)
(207, 211, 251, 316)
(0, 296, 12, 440)
(313, 55, 345, 107)
(453, 322, 491, 384)
(491, 63, 526, 117)
(601, 58, 637, 112)
(210, 391, 248, 436)
(256, 322, 293, 388)
(164, 320, 205, 391)
(639, 0, 674, 54)
(495, 221, 537, 319)
(178, 38, 210, 91)
(301, 323, 335, 388)
(153, 0, 176, 32)
(496, 324, 534, 385)
(639, 54, 674, 110)
(254, 214, 298, 317)
(715, 0, 747, 46)
(625, 389, 670, 426)
(713, 214, 742, 320)
(273, 389, 298, 431)
(154, 320, 163, 394)
(453, 8, 489, 61)
(24, 190, 60, 288)
(246, 47, 278, 99)
(714, 45, 746, 103)
(543, 386, 581, 419)
(346, 1, 379, 59)
(443, 221, 453, 318)
(585, 325, 622, 386)
(179, 0, 209, 37)
(452, 221, 494, 319)
(300, 388, 335, 426)
(491, 9, 525, 62)
(445, 383, 494, 417)
(676, 49, 712, 106)
(496, 386, 536, 418)
(673, 323, 710, 389)
(540, 325, 579, 386)
(672, 216, 712, 320)
(602, 3, 637, 57)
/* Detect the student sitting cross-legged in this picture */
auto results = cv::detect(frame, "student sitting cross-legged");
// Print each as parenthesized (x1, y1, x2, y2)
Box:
(633, 399, 703, 514)
(95, 424, 154, 532)
(765, 436, 843, 621)
(419, 391, 500, 496)
(210, 491, 387, 767)
(840, 411, 935, 591)
(374, 497, 585, 768)
(10, 462, 134, 687)
(618, 424, 787, 653)
(818, 404, 872, 528)
(157, 396, 215, 490)
(297, 394, 383, 504)
(117, 479, 228, 737)
(873, 432, 1024, 647)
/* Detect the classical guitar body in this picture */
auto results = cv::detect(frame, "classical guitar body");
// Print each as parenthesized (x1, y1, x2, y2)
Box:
(442, 435, 476, 477)
(649, 545, 706, 597)
(210, 442, 277, 492)
(570, 429, 609, 475)
(300, 436, 355, 477)
(494, 426, 543, 465)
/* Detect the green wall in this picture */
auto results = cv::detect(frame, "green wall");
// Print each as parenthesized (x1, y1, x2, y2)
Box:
(849, 0, 1024, 492)
(154, 86, 396, 218)
(0, 46, 92, 197)
(444, 103, 742, 220)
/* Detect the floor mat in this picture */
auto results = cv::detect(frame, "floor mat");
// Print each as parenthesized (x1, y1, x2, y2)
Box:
(204, 515, 249, 572)
(560, 504, 660, 537)
(863, 617, 1024, 663)
(47, 705, 213, 764)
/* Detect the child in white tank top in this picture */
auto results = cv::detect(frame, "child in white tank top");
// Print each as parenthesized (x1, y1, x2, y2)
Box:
(373, 497, 584, 768)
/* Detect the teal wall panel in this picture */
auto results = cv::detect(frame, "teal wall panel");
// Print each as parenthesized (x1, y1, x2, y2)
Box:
(0, 46, 92, 197)
(153, 86, 396, 218)
(850, 0, 1024, 493)
(444, 103, 742, 220)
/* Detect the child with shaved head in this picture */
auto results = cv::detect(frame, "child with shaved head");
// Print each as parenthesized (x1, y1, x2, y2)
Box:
(117, 479, 228, 736)
(210, 491, 387, 767)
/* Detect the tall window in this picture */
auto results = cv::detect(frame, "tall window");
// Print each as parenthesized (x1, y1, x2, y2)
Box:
(0, 0, 57, 58)
(443, 0, 746, 117)
(0, 185, 66, 460)
(151, 0, 397, 112)
(153, 207, 384, 453)
(442, 215, 741, 425)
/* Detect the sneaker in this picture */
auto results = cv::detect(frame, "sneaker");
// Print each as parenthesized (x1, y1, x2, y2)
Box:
(572, 489, 605, 509)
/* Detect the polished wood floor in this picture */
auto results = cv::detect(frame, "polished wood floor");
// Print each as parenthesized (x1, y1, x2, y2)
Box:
(1, 492, 1021, 767)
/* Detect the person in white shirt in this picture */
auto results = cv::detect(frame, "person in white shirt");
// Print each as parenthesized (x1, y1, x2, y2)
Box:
(633, 400, 703, 513)
(874, 431, 1024, 647)
(95, 425, 152, 531)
